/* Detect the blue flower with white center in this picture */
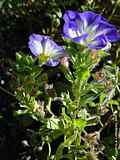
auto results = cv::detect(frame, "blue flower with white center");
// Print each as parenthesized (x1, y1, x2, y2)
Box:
(28, 34, 65, 66)
(63, 10, 120, 50)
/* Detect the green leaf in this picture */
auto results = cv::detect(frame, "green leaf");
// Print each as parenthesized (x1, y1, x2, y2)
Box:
(47, 117, 60, 130)
(73, 119, 87, 130)
(55, 133, 77, 160)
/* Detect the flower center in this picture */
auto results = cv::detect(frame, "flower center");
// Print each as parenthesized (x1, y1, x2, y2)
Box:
(39, 53, 49, 63)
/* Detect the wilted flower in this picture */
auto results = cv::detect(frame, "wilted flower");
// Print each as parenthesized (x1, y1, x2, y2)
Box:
(28, 33, 65, 66)
(60, 56, 69, 68)
(63, 11, 120, 50)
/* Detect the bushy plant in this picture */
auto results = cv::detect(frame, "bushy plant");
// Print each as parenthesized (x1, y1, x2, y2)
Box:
(0, 0, 120, 160)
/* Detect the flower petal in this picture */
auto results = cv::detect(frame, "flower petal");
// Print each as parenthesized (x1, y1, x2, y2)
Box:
(28, 34, 43, 56)
(87, 35, 108, 50)
(73, 33, 89, 44)
(63, 10, 78, 22)
(79, 11, 101, 30)
(92, 19, 120, 40)
(28, 33, 65, 66)
(63, 20, 81, 38)
(46, 59, 59, 67)
(44, 38, 64, 59)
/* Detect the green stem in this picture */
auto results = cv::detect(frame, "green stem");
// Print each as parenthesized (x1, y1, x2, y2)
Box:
(114, 111, 118, 158)
(0, 86, 15, 97)
(108, 0, 120, 20)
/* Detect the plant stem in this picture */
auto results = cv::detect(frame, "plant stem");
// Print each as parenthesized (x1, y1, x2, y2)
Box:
(108, 0, 120, 20)
(114, 110, 118, 158)
(0, 86, 15, 97)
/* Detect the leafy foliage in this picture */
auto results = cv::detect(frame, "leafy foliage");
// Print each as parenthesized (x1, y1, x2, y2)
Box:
(0, 0, 120, 160)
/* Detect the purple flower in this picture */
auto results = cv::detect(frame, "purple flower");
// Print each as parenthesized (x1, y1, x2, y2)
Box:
(28, 34, 65, 66)
(63, 11, 120, 50)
